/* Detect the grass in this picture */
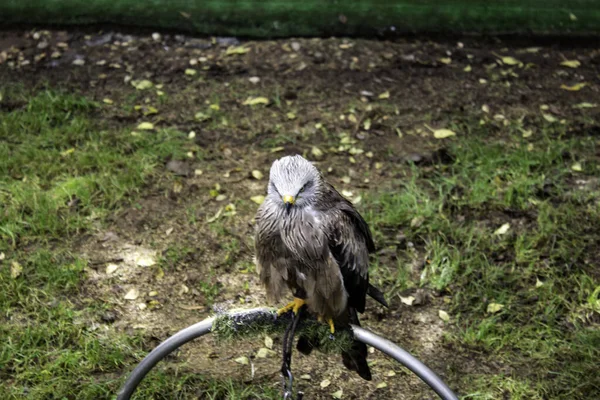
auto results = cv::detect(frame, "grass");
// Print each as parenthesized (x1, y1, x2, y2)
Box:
(0, 90, 279, 399)
(1, 87, 598, 399)
(365, 119, 600, 399)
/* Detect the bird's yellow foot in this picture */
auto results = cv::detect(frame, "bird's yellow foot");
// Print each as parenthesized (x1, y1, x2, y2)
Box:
(277, 297, 306, 316)
(317, 315, 335, 334)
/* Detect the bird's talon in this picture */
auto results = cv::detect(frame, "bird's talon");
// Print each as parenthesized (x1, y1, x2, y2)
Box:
(277, 297, 306, 316)
(317, 315, 335, 334)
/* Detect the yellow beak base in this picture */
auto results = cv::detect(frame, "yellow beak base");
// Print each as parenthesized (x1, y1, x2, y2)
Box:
(283, 195, 295, 205)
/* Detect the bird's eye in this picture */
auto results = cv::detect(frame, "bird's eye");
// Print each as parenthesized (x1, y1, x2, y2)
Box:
(299, 184, 306, 193)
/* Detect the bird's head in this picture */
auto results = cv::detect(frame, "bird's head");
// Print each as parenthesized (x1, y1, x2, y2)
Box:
(267, 155, 322, 213)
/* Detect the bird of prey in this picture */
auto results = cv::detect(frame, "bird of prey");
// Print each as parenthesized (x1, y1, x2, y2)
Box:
(254, 154, 387, 380)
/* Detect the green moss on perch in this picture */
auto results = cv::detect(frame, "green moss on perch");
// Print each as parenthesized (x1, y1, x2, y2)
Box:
(211, 308, 355, 354)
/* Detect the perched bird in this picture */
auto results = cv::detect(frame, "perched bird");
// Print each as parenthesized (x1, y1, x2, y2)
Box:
(254, 154, 387, 380)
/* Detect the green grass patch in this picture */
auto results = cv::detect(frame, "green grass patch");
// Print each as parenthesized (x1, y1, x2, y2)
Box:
(0, 90, 279, 399)
(365, 122, 600, 399)
(0, 90, 188, 248)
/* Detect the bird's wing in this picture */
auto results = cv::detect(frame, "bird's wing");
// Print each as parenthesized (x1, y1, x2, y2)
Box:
(320, 185, 374, 313)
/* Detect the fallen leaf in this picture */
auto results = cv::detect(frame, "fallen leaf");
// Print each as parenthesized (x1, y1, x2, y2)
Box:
(251, 170, 263, 180)
(400, 295, 415, 306)
(560, 83, 586, 91)
(124, 288, 139, 300)
(542, 113, 558, 123)
(320, 379, 331, 388)
(351, 195, 362, 205)
(535, 278, 544, 288)
(560, 60, 580, 68)
(61, 148, 75, 157)
(300, 374, 312, 380)
(481, 104, 490, 113)
(155, 267, 165, 280)
(256, 347, 275, 358)
(433, 129, 456, 139)
(286, 112, 296, 120)
(264, 336, 273, 349)
(148, 291, 158, 297)
(363, 119, 372, 130)
(250, 195, 265, 205)
(184, 68, 197, 76)
(215, 194, 227, 202)
(249, 76, 260, 84)
(439, 57, 452, 64)
(463, 65, 472, 72)
(341, 176, 351, 184)
(106, 264, 119, 274)
(487, 303, 505, 314)
(376, 382, 388, 389)
(571, 162, 583, 172)
(103, 98, 113, 105)
(331, 389, 343, 399)
(0, 252, 5, 261)
(226, 46, 251, 55)
(311, 146, 324, 157)
(494, 223, 511, 235)
(10, 261, 22, 279)
(242, 96, 269, 106)
(131, 79, 153, 90)
(136, 122, 154, 130)
(378, 91, 390, 99)
(438, 310, 450, 322)
(386, 370, 396, 377)
(521, 129, 533, 138)
(137, 255, 156, 267)
(235, 356, 249, 365)
(270, 146, 285, 153)
(498, 56, 521, 65)
(572, 102, 597, 109)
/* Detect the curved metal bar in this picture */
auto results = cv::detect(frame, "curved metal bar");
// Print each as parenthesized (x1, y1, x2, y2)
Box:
(117, 308, 459, 400)
(116, 317, 214, 400)
(352, 325, 459, 400)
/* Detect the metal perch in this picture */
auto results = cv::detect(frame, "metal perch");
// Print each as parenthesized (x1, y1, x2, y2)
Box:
(116, 308, 459, 400)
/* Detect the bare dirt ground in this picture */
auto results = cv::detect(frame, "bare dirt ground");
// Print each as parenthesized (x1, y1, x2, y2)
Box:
(1, 28, 598, 399)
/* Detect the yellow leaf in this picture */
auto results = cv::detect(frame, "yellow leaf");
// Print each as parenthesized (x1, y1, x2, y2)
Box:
(184, 68, 197, 76)
(494, 223, 510, 235)
(433, 129, 456, 139)
(234, 356, 249, 365)
(463, 65, 472, 72)
(226, 46, 250, 55)
(331, 389, 343, 399)
(487, 303, 504, 314)
(143, 106, 158, 116)
(242, 96, 269, 106)
(264, 336, 274, 349)
(131, 79, 153, 90)
(439, 57, 452, 64)
(376, 382, 388, 389)
(250, 195, 265, 205)
(560, 83, 586, 91)
(378, 91, 390, 99)
(10, 261, 23, 279)
(286, 112, 296, 120)
(400, 295, 415, 306)
(320, 379, 331, 388)
(438, 310, 450, 322)
(560, 60, 580, 68)
(155, 267, 165, 280)
(571, 162, 583, 172)
(535, 278, 544, 288)
(124, 288, 139, 300)
(572, 102, 596, 109)
(60, 148, 75, 157)
(251, 170, 263, 180)
(311, 146, 324, 157)
(136, 122, 154, 130)
(499, 56, 521, 65)
(363, 119, 371, 130)
(103, 98, 113, 104)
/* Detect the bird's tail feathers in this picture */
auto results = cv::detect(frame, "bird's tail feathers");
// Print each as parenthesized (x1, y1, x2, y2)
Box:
(341, 307, 372, 380)
(367, 283, 388, 308)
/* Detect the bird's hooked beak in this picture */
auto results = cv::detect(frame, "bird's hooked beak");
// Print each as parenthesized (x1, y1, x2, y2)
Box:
(283, 194, 295, 213)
